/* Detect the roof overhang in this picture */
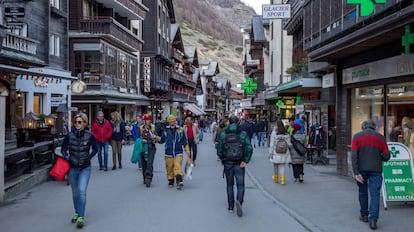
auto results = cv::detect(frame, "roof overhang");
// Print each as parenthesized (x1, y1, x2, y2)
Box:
(276, 78, 322, 94)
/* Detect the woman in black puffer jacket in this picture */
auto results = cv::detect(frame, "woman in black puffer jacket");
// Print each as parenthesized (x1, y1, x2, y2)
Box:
(61, 113, 98, 229)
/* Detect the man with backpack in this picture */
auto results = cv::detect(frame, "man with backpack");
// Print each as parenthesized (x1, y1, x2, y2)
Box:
(217, 115, 252, 217)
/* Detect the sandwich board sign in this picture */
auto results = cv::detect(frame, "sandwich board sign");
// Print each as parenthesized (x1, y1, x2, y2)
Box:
(382, 142, 414, 209)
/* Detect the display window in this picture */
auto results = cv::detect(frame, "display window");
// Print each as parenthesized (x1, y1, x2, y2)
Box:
(351, 82, 414, 155)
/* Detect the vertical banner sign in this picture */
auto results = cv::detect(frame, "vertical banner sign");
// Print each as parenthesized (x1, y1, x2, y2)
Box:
(144, 57, 151, 92)
(382, 142, 414, 209)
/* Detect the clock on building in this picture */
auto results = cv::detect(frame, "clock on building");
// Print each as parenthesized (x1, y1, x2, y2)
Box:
(71, 80, 86, 93)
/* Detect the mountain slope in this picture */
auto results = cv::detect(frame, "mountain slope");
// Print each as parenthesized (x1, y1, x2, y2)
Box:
(174, 0, 256, 84)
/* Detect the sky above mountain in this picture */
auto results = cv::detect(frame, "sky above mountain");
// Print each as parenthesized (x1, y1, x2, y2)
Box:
(241, 0, 269, 14)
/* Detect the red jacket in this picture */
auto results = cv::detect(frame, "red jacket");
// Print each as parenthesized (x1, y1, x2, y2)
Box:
(91, 119, 113, 144)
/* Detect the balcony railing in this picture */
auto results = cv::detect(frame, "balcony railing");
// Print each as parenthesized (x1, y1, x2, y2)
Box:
(171, 70, 187, 83)
(171, 48, 184, 61)
(170, 92, 188, 102)
(80, 17, 142, 51)
(188, 95, 196, 102)
(2, 32, 39, 55)
(117, 0, 147, 18)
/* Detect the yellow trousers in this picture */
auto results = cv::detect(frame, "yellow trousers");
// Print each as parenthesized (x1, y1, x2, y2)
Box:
(165, 155, 184, 180)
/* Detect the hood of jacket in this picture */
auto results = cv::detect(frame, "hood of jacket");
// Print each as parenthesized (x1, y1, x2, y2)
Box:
(225, 123, 241, 133)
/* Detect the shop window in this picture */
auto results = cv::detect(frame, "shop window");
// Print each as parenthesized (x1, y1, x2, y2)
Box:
(387, 82, 414, 152)
(351, 86, 384, 138)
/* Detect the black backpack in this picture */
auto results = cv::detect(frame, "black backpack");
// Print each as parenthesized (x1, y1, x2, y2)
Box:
(222, 132, 244, 162)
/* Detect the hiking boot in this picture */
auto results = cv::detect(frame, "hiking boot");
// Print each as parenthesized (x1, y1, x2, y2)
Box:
(76, 217, 84, 229)
(71, 213, 78, 223)
(168, 179, 174, 188)
(235, 200, 243, 217)
(369, 221, 377, 230)
(176, 175, 184, 190)
(360, 215, 368, 222)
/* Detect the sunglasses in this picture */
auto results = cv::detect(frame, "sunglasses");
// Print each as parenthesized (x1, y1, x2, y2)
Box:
(74, 120, 84, 124)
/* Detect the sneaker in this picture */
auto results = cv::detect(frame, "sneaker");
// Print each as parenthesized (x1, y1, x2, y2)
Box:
(112, 166, 116, 170)
(119, 163, 122, 169)
(168, 179, 174, 188)
(228, 209, 234, 213)
(71, 213, 78, 223)
(177, 181, 184, 190)
(104, 168, 108, 172)
(76, 217, 84, 228)
(299, 174, 304, 182)
(99, 167, 103, 171)
(235, 200, 243, 217)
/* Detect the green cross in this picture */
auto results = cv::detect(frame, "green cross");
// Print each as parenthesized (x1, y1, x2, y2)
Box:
(276, 99, 285, 108)
(347, 0, 386, 17)
(295, 96, 301, 105)
(241, 78, 258, 95)
(390, 146, 400, 158)
(402, 25, 414, 54)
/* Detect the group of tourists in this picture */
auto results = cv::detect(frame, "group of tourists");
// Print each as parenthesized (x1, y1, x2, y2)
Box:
(59, 110, 390, 230)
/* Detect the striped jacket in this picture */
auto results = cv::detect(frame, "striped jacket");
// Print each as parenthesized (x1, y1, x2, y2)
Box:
(351, 128, 390, 174)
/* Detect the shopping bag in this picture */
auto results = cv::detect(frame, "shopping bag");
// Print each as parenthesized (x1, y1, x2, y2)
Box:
(184, 156, 194, 180)
(49, 157, 70, 181)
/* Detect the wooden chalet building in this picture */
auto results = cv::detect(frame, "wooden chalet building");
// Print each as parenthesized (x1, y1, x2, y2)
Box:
(68, 0, 148, 121)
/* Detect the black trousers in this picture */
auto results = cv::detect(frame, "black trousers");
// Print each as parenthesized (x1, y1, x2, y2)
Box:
(292, 164, 304, 178)
(141, 144, 156, 179)
(188, 139, 198, 162)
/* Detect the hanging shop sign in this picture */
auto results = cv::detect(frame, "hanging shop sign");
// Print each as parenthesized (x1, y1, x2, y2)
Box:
(347, 0, 385, 17)
(262, 4, 291, 19)
(241, 78, 258, 95)
(382, 142, 414, 209)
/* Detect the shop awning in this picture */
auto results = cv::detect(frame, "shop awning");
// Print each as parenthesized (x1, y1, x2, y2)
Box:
(276, 78, 322, 94)
(184, 103, 206, 116)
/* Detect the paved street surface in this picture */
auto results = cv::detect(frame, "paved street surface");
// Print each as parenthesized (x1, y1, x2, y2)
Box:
(1, 132, 413, 232)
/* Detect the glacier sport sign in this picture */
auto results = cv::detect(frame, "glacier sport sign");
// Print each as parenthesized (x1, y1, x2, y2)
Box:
(262, 4, 291, 19)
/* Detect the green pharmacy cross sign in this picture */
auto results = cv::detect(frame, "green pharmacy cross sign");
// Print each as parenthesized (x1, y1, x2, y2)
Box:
(241, 78, 258, 95)
(347, 0, 386, 17)
(402, 25, 414, 54)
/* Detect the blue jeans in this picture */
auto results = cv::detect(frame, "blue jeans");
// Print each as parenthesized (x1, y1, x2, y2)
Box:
(251, 133, 257, 146)
(97, 142, 109, 169)
(357, 171, 383, 222)
(224, 163, 245, 210)
(258, 132, 266, 147)
(199, 128, 204, 141)
(68, 166, 91, 218)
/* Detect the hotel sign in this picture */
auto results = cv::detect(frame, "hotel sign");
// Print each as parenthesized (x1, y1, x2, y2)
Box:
(143, 57, 151, 92)
(343, 54, 414, 84)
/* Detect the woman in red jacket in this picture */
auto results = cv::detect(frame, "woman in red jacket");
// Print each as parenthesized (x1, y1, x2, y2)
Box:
(91, 111, 113, 171)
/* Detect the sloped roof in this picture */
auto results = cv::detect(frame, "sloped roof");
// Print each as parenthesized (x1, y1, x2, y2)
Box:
(215, 77, 231, 89)
(170, 23, 179, 41)
(252, 15, 266, 42)
(185, 45, 196, 63)
(204, 61, 219, 76)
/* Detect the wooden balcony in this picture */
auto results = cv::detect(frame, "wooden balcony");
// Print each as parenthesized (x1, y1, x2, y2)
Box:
(80, 17, 142, 51)
(171, 48, 184, 61)
(188, 95, 197, 103)
(2, 32, 39, 55)
(97, 0, 147, 19)
(170, 92, 188, 102)
(171, 70, 187, 83)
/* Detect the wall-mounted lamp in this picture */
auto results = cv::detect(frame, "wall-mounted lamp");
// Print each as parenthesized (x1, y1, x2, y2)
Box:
(16, 89, 22, 98)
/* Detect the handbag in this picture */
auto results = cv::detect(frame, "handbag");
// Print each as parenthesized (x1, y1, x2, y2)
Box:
(291, 135, 307, 156)
(49, 157, 70, 181)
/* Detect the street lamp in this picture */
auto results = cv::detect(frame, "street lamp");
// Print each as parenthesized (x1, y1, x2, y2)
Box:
(23, 112, 39, 129)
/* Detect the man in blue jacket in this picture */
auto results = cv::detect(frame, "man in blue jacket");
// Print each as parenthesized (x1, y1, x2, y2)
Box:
(352, 119, 390, 230)
(160, 115, 190, 190)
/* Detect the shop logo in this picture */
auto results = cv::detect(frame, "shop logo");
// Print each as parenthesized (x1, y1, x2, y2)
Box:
(402, 25, 414, 54)
(347, 0, 386, 17)
(241, 78, 258, 95)
(390, 146, 400, 158)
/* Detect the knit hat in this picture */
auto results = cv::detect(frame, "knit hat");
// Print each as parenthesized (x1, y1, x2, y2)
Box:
(142, 114, 151, 121)
(292, 123, 301, 131)
(167, 114, 177, 121)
